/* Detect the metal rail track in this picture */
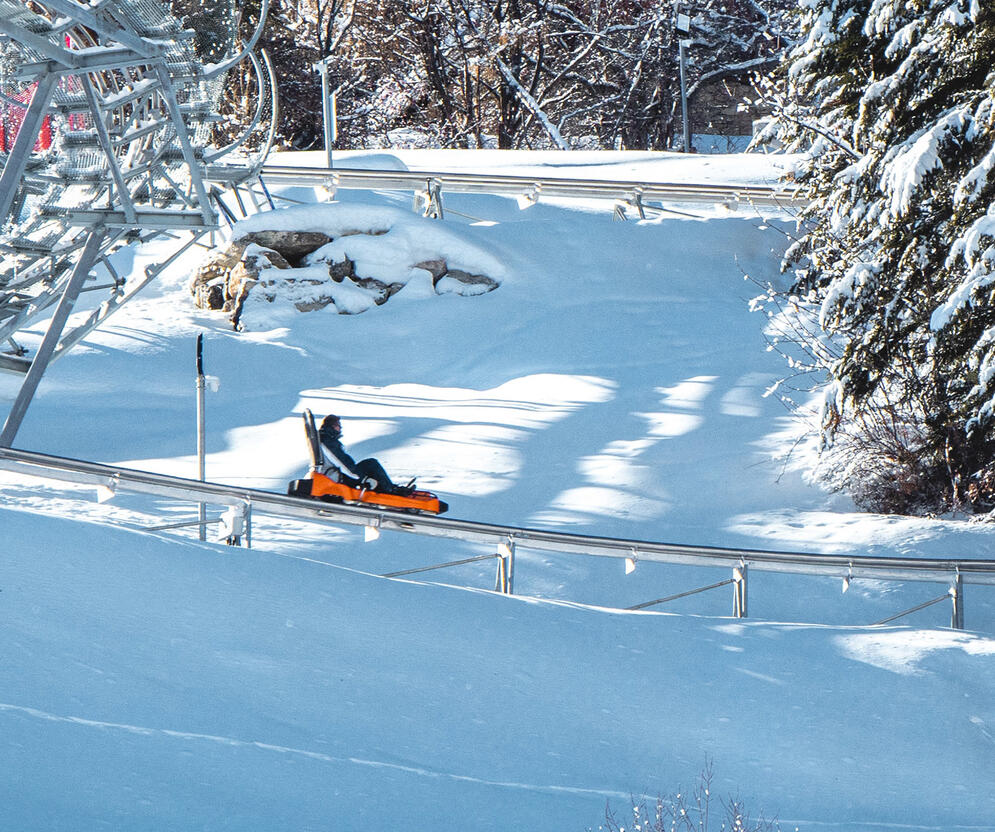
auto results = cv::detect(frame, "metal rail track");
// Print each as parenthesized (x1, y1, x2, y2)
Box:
(0, 446, 992, 590)
(257, 164, 804, 211)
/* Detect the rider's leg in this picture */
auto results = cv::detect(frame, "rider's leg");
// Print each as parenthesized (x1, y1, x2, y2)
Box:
(355, 458, 396, 492)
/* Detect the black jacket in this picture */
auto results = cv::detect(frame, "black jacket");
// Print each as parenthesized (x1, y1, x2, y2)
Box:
(318, 429, 363, 486)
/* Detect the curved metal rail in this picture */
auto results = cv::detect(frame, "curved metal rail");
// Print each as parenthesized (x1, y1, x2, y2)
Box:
(0, 446, 992, 590)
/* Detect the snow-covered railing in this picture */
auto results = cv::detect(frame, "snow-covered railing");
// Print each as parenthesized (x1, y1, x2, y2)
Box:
(254, 165, 805, 215)
(0, 446, 991, 629)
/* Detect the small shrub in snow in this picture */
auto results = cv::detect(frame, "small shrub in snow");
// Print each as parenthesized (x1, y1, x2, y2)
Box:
(594, 762, 784, 832)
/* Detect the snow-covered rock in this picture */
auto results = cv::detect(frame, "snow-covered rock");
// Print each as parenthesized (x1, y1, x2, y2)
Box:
(190, 202, 505, 330)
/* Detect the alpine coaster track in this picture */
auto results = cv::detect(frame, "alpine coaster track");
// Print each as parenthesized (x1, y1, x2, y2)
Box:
(0, 445, 992, 631)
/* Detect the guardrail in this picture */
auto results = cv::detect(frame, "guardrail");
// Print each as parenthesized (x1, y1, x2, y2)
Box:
(1, 446, 992, 629)
(253, 165, 805, 216)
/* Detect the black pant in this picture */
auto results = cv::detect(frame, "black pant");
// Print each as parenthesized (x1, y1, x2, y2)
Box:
(355, 458, 395, 492)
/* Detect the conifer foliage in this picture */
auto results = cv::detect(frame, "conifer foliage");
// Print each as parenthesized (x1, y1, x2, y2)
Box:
(764, 0, 995, 513)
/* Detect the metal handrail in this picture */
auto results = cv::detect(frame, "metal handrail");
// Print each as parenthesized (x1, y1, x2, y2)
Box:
(0, 446, 993, 588)
(256, 165, 804, 210)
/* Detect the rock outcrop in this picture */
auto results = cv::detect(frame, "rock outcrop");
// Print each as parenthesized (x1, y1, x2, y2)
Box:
(190, 222, 501, 329)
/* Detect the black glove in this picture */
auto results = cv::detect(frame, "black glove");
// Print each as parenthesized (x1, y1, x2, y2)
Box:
(361, 476, 379, 491)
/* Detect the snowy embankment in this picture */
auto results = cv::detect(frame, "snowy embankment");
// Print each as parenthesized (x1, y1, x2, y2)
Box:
(1, 149, 993, 831)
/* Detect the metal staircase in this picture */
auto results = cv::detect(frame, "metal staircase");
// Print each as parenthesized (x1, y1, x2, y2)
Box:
(0, 0, 276, 445)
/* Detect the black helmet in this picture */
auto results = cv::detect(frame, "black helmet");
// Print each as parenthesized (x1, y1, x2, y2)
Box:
(320, 414, 342, 436)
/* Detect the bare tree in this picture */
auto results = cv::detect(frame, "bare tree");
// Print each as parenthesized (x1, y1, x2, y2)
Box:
(249, 0, 798, 151)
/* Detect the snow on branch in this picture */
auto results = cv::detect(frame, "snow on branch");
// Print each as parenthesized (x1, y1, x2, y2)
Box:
(879, 109, 973, 221)
(492, 54, 570, 150)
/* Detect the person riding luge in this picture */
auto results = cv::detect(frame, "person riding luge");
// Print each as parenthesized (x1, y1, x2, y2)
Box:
(286, 409, 447, 514)
(317, 414, 412, 496)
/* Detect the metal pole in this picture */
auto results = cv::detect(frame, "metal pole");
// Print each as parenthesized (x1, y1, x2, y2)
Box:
(733, 563, 748, 618)
(383, 553, 502, 579)
(951, 573, 964, 630)
(0, 228, 106, 448)
(627, 577, 734, 611)
(495, 541, 515, 594)
(81, 75, 137, 224)
(318, 60, 334, 169)
(331, 88, 339, 145)
(196, 334, 206, 541)
(679, 38, 691, 152)
(495, 556, 507, 593)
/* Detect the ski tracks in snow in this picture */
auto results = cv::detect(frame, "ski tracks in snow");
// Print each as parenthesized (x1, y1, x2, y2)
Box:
(0, 700, 632, 801)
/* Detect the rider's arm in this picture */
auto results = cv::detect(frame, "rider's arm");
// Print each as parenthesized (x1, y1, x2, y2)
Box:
(319, 435, 363, 485)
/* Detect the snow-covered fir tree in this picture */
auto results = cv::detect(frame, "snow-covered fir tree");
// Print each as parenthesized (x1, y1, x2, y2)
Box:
(762, 0, 995, 513)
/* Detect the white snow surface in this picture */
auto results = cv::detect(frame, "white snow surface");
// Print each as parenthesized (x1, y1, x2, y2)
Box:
(1, 149, 994, 832)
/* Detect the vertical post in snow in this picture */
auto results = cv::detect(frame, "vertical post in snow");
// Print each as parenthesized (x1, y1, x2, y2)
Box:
(950, 572, 964, 630)
(733, 563, 748, 618)
(196, 334, 206, 541)
(494, 540, 516, 594)
(318, 59, 334, 169)
(331, 89, 338, 147)
(495, 555, 507, 594)
(679, 38, 691, 153)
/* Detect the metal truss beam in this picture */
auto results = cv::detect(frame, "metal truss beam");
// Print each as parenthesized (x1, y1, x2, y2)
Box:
(13, 47, 160, 79)
(0, 228, 107, 447)
(0, 71, 59, 225)
(0, 18, 83, 68)
(38, 0, 163, 57)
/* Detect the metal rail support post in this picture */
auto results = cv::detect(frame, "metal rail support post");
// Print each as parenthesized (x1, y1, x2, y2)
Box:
(495, 556, 508, 594)
(733, 563, 748, 618)
(417, 179, 445, 219)
(951, 571, 964, 630)
(679, 38, 692, 152)
(196, 334, 207, 541)
(495, 540, 516, 594)
(0, 228, 107, 448)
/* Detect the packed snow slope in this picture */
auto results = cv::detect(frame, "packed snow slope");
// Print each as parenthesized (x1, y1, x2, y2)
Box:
(1, 149, 994, 832)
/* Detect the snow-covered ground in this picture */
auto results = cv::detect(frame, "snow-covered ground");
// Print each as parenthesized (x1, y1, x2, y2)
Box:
(1, 149, 993, 831)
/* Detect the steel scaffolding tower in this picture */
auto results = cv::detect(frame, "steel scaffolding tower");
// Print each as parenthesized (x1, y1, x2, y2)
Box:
(0, 0, 275, 445)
